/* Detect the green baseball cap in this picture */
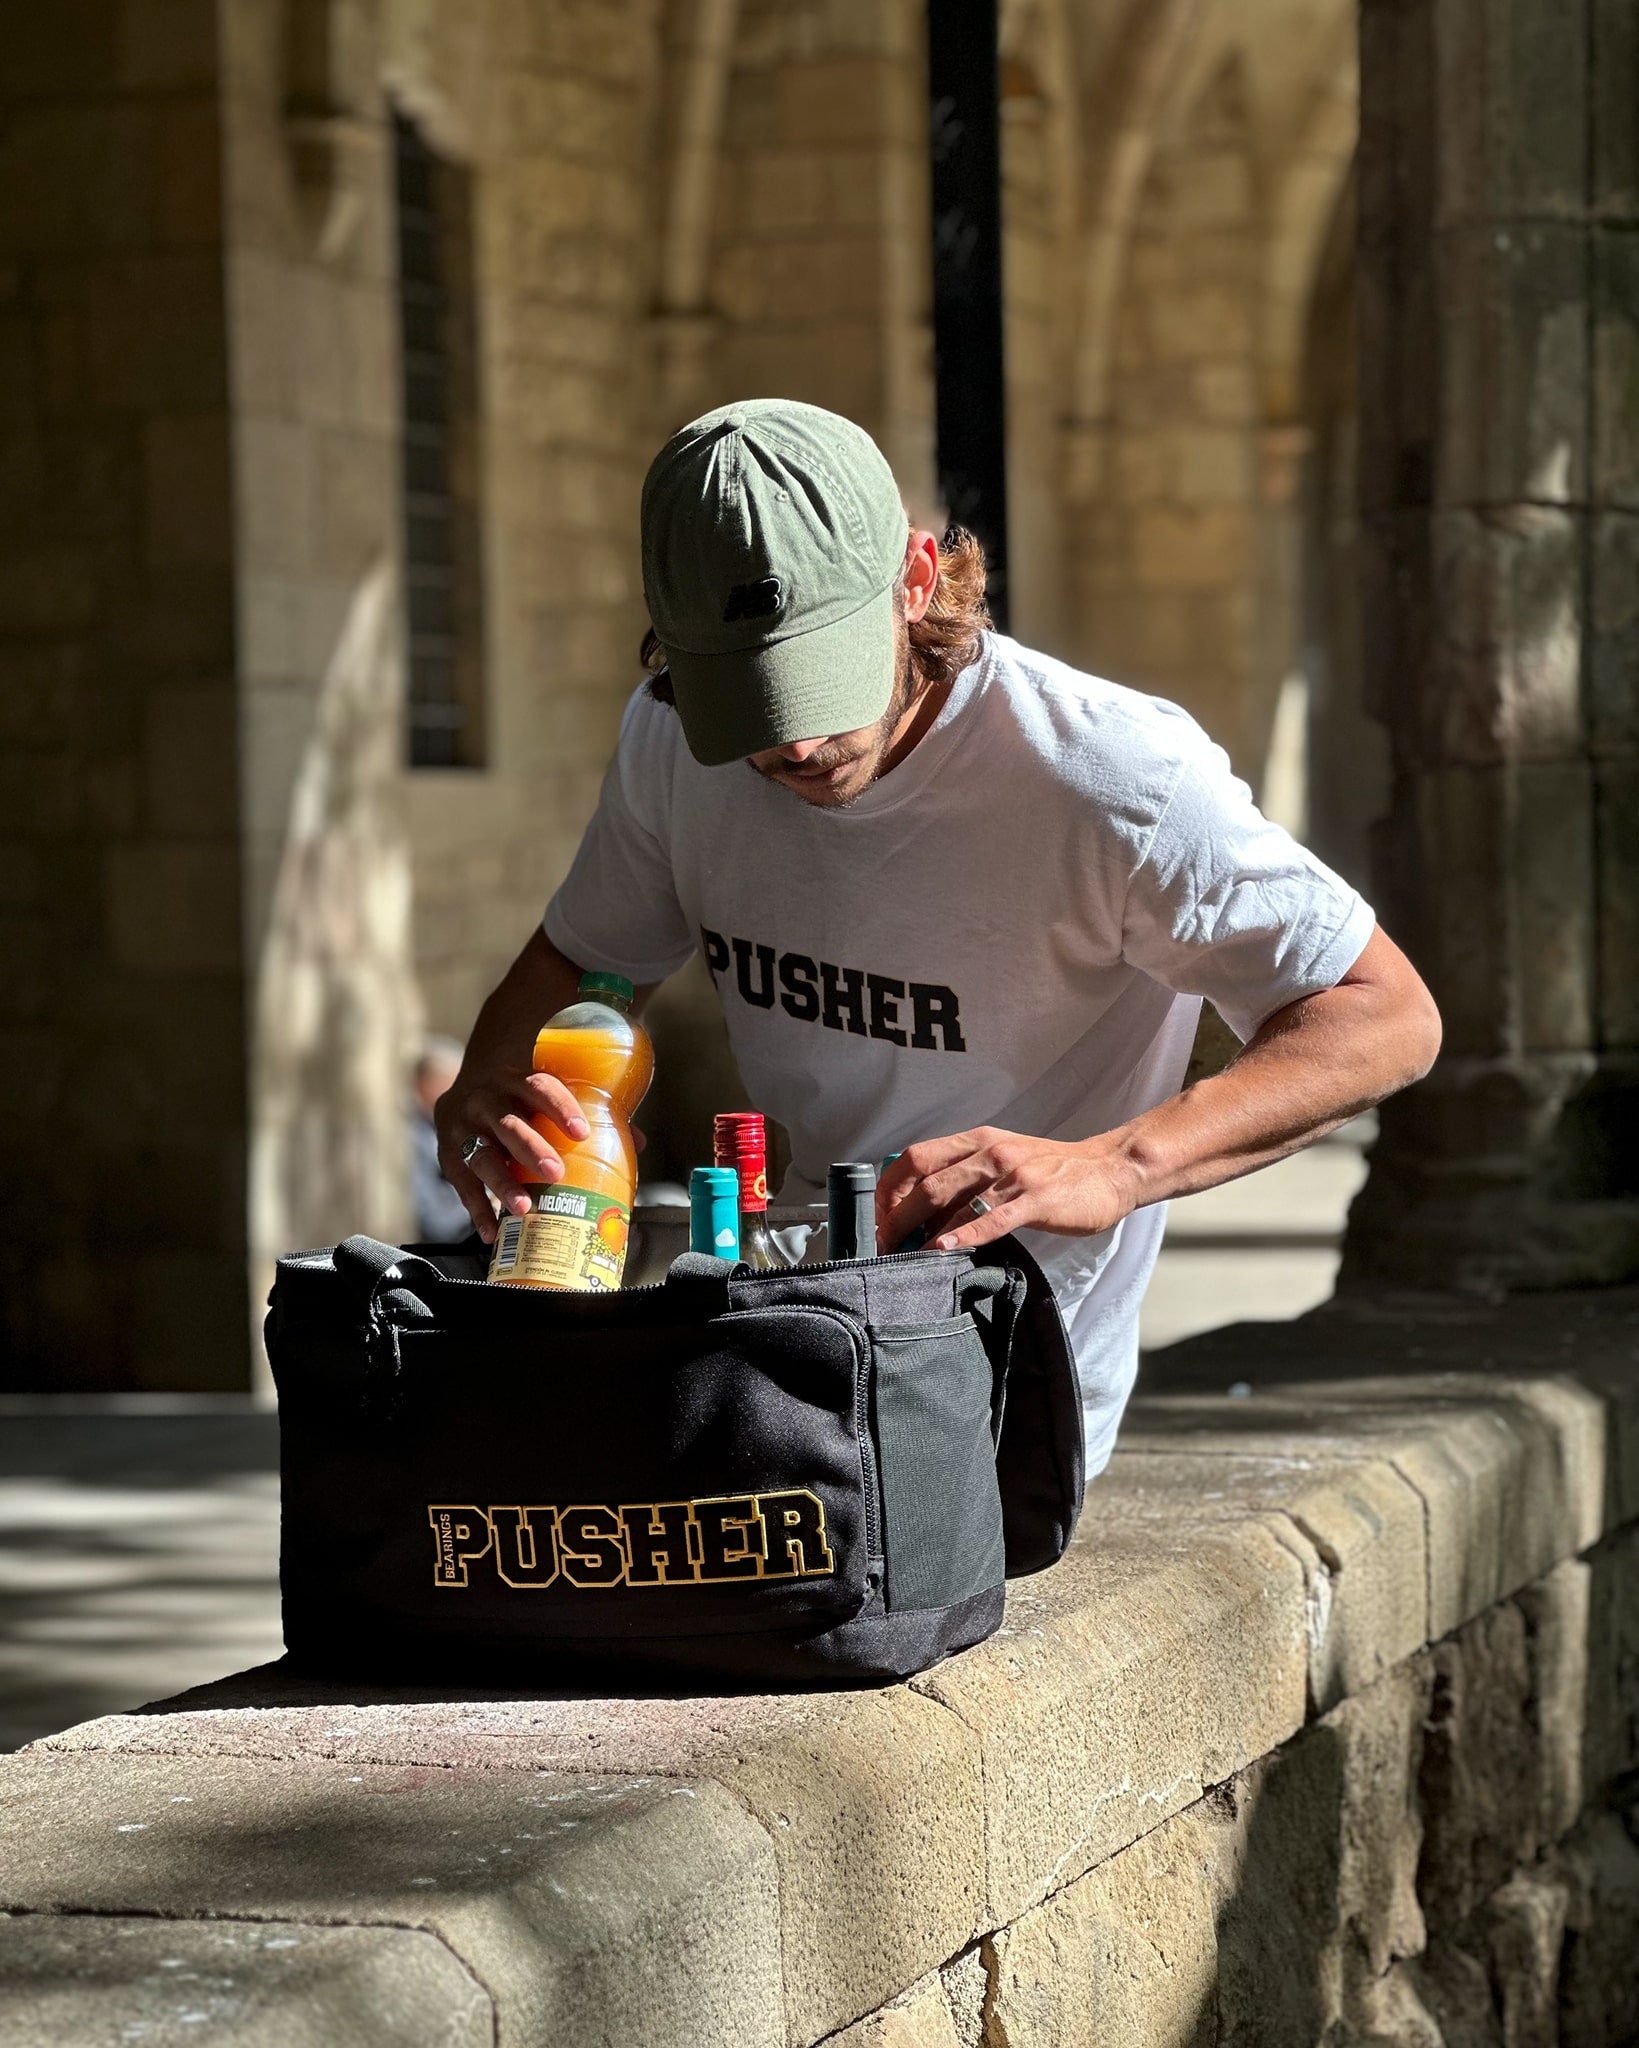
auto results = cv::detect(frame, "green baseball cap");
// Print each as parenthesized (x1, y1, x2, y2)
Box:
(640, 399, 910, 767)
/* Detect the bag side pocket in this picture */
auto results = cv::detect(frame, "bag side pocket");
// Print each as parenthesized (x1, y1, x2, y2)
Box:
(871, 1314, 1005, 1613)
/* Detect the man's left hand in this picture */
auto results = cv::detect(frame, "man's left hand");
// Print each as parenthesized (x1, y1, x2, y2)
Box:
(877, 1128, 1142, 1253)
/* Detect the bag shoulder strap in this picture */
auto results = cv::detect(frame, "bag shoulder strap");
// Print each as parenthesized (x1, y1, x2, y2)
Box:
(972, 1234, 1084, 1576)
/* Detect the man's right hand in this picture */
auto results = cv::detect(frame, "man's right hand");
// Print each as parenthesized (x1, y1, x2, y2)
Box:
(430, 929, 603, 1245)
(434, 1063, 591, 1245)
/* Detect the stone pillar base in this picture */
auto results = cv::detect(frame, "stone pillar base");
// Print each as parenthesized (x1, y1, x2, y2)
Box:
(1342, 1055, 1639, 1294)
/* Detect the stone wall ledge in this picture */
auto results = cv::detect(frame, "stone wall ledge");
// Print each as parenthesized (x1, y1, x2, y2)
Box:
(3, 1300, 1637, 2047)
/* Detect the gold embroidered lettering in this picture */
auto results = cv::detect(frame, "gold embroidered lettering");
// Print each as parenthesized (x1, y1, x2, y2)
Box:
(620, 1501, 698, 1585)
(558, 1504, 628, 1587)
(490, 1505, 561, 1588)
(428, 1504, 494, 1589)
(756, 1489, 836, 1578)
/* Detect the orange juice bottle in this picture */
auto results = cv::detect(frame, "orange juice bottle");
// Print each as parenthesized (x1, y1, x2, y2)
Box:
(487, 972, 654, 1291)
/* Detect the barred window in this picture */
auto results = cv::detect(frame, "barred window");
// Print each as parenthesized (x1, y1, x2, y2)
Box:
(392, 107, 486, 768)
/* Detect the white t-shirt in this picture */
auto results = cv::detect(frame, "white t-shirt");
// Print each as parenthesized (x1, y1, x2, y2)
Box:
(544, 633, 1375, 1476)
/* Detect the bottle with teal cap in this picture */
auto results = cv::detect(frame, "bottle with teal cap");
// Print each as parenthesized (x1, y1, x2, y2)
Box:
(689, 1166, 741, 1260)
(488, 971, 654, 1292)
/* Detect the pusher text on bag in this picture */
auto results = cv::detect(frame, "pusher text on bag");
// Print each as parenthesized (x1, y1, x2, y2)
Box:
(428, 1489, 836, 1590)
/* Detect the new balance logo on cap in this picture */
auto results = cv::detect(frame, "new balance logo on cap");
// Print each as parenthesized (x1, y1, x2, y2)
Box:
(722, 576, 784, 623)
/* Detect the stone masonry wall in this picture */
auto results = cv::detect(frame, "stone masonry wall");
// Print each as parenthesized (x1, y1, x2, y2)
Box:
(3, 1332, 1636, 2045)
(0, 1, 250, 1391)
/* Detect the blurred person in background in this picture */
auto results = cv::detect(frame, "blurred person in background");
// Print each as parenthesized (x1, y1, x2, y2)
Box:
(411, 1036, 472, 1242)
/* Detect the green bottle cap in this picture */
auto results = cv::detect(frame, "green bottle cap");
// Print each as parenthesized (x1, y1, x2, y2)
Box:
(578, 971, 635, 1006)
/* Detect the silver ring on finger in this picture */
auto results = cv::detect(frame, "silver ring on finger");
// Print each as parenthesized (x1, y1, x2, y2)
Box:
(968, 1195, 992, 1218)
(460, 1134, 489, 1167)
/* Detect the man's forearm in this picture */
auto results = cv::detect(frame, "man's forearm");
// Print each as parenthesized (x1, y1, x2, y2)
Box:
(881, 924, 1440, 1254)
(1107, 954, 1441, 1213)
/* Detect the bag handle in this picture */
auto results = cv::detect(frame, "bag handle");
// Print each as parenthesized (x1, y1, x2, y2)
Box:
(661, 1251, 749, 1317)
(333, 1235, 441, 1324)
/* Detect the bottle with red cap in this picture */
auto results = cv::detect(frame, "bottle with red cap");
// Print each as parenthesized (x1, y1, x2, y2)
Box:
(713, 1112, 782, 1269)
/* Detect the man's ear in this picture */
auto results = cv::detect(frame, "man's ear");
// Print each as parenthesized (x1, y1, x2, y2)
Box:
(902, 530, 940, 624)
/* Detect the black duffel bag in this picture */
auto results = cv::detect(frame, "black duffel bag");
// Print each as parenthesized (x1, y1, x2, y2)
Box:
(265, 1231, 1083, 1686)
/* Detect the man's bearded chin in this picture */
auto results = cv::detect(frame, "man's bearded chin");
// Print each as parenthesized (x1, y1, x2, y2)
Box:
(755, 627, 914, 807)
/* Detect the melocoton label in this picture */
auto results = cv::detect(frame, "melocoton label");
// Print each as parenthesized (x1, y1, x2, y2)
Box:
(427, 1490, 836, 1591)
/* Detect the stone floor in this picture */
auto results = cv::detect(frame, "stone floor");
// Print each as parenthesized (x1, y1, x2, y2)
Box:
(0, 1123, 1372, 1752)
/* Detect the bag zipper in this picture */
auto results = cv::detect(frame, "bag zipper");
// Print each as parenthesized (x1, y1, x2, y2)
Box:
(804, 1306, 882, 1570)
(716, 1302, 883, 1572)
(291, 1245, 969, 1307)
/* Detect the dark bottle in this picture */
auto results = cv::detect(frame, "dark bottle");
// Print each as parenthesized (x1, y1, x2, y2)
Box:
(827, 1161, 878, 1261)
(689, 1166, 740, 1260)
(713, 1112, 781, 1269)
(880, 1151, 930, 1252)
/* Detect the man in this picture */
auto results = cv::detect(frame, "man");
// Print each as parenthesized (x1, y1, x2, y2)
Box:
(438, 400, 1440, 1476)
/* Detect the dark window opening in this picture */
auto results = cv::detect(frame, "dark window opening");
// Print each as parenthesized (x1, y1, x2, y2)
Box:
(392, 107, 486, 769)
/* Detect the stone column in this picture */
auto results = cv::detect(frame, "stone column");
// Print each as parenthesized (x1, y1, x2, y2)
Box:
(1344, 0, 1639, 1290)
(0, 0, 252, 1388)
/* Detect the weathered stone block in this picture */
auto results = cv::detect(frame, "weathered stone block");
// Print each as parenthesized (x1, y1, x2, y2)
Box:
(1345, 1961, 1447, 2048)
(1592, 0, 1639, 212)
(117, 0, 218, 93)
(1124, 1375, 1602, 1640)
(104, 561, 237, 671)
(1417, 1605, 1539, 1932)
(1559, 1812, 1639, 2048)
(1426, 510, 1582, 764)
(1130, 507, 1248, 589)
(1401, 765, 1516, 1056)
(1583, 1522, 1639, 1796)
(0, 1913, 491, 2047)
(128, 1247, 252, 1391)
(0, 1749, 784, 2048)
(84, 253, 228, 413)
(912, 1519, 1307, 1926)
(141, 683, 240, 839)
(1589, 513, 1639, 755)
(1431, 0, 1588, 225)
(771, 60, 894, 146)
(1213, 1735, 1349, 2048)
(309, 427, 394, 585)
(1511, 761, 1596, 1054)
(144, 413, 234, 569)
(1434, 229, 1586, 510)
(106, 843, 242, 974)
(985, 1804, 1219, 2048)
(1092, 1448, 1428, 1712)
(43, 1686, 984, 2048)
(235, 415, 314, 577)
(1327, 1661, 1433, 1982)
(1479, 1869, 1570, 2048)
(1593, 231, 1639, 510)
(1515, 1559, 1592, 1845)
(827, 1976, 964, 2048)
(157, 96, 223, 247)
(0, 753, 80, 838)
(1594, 759, 1639, 1048)
(1407, 1931, 1501, 2048)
